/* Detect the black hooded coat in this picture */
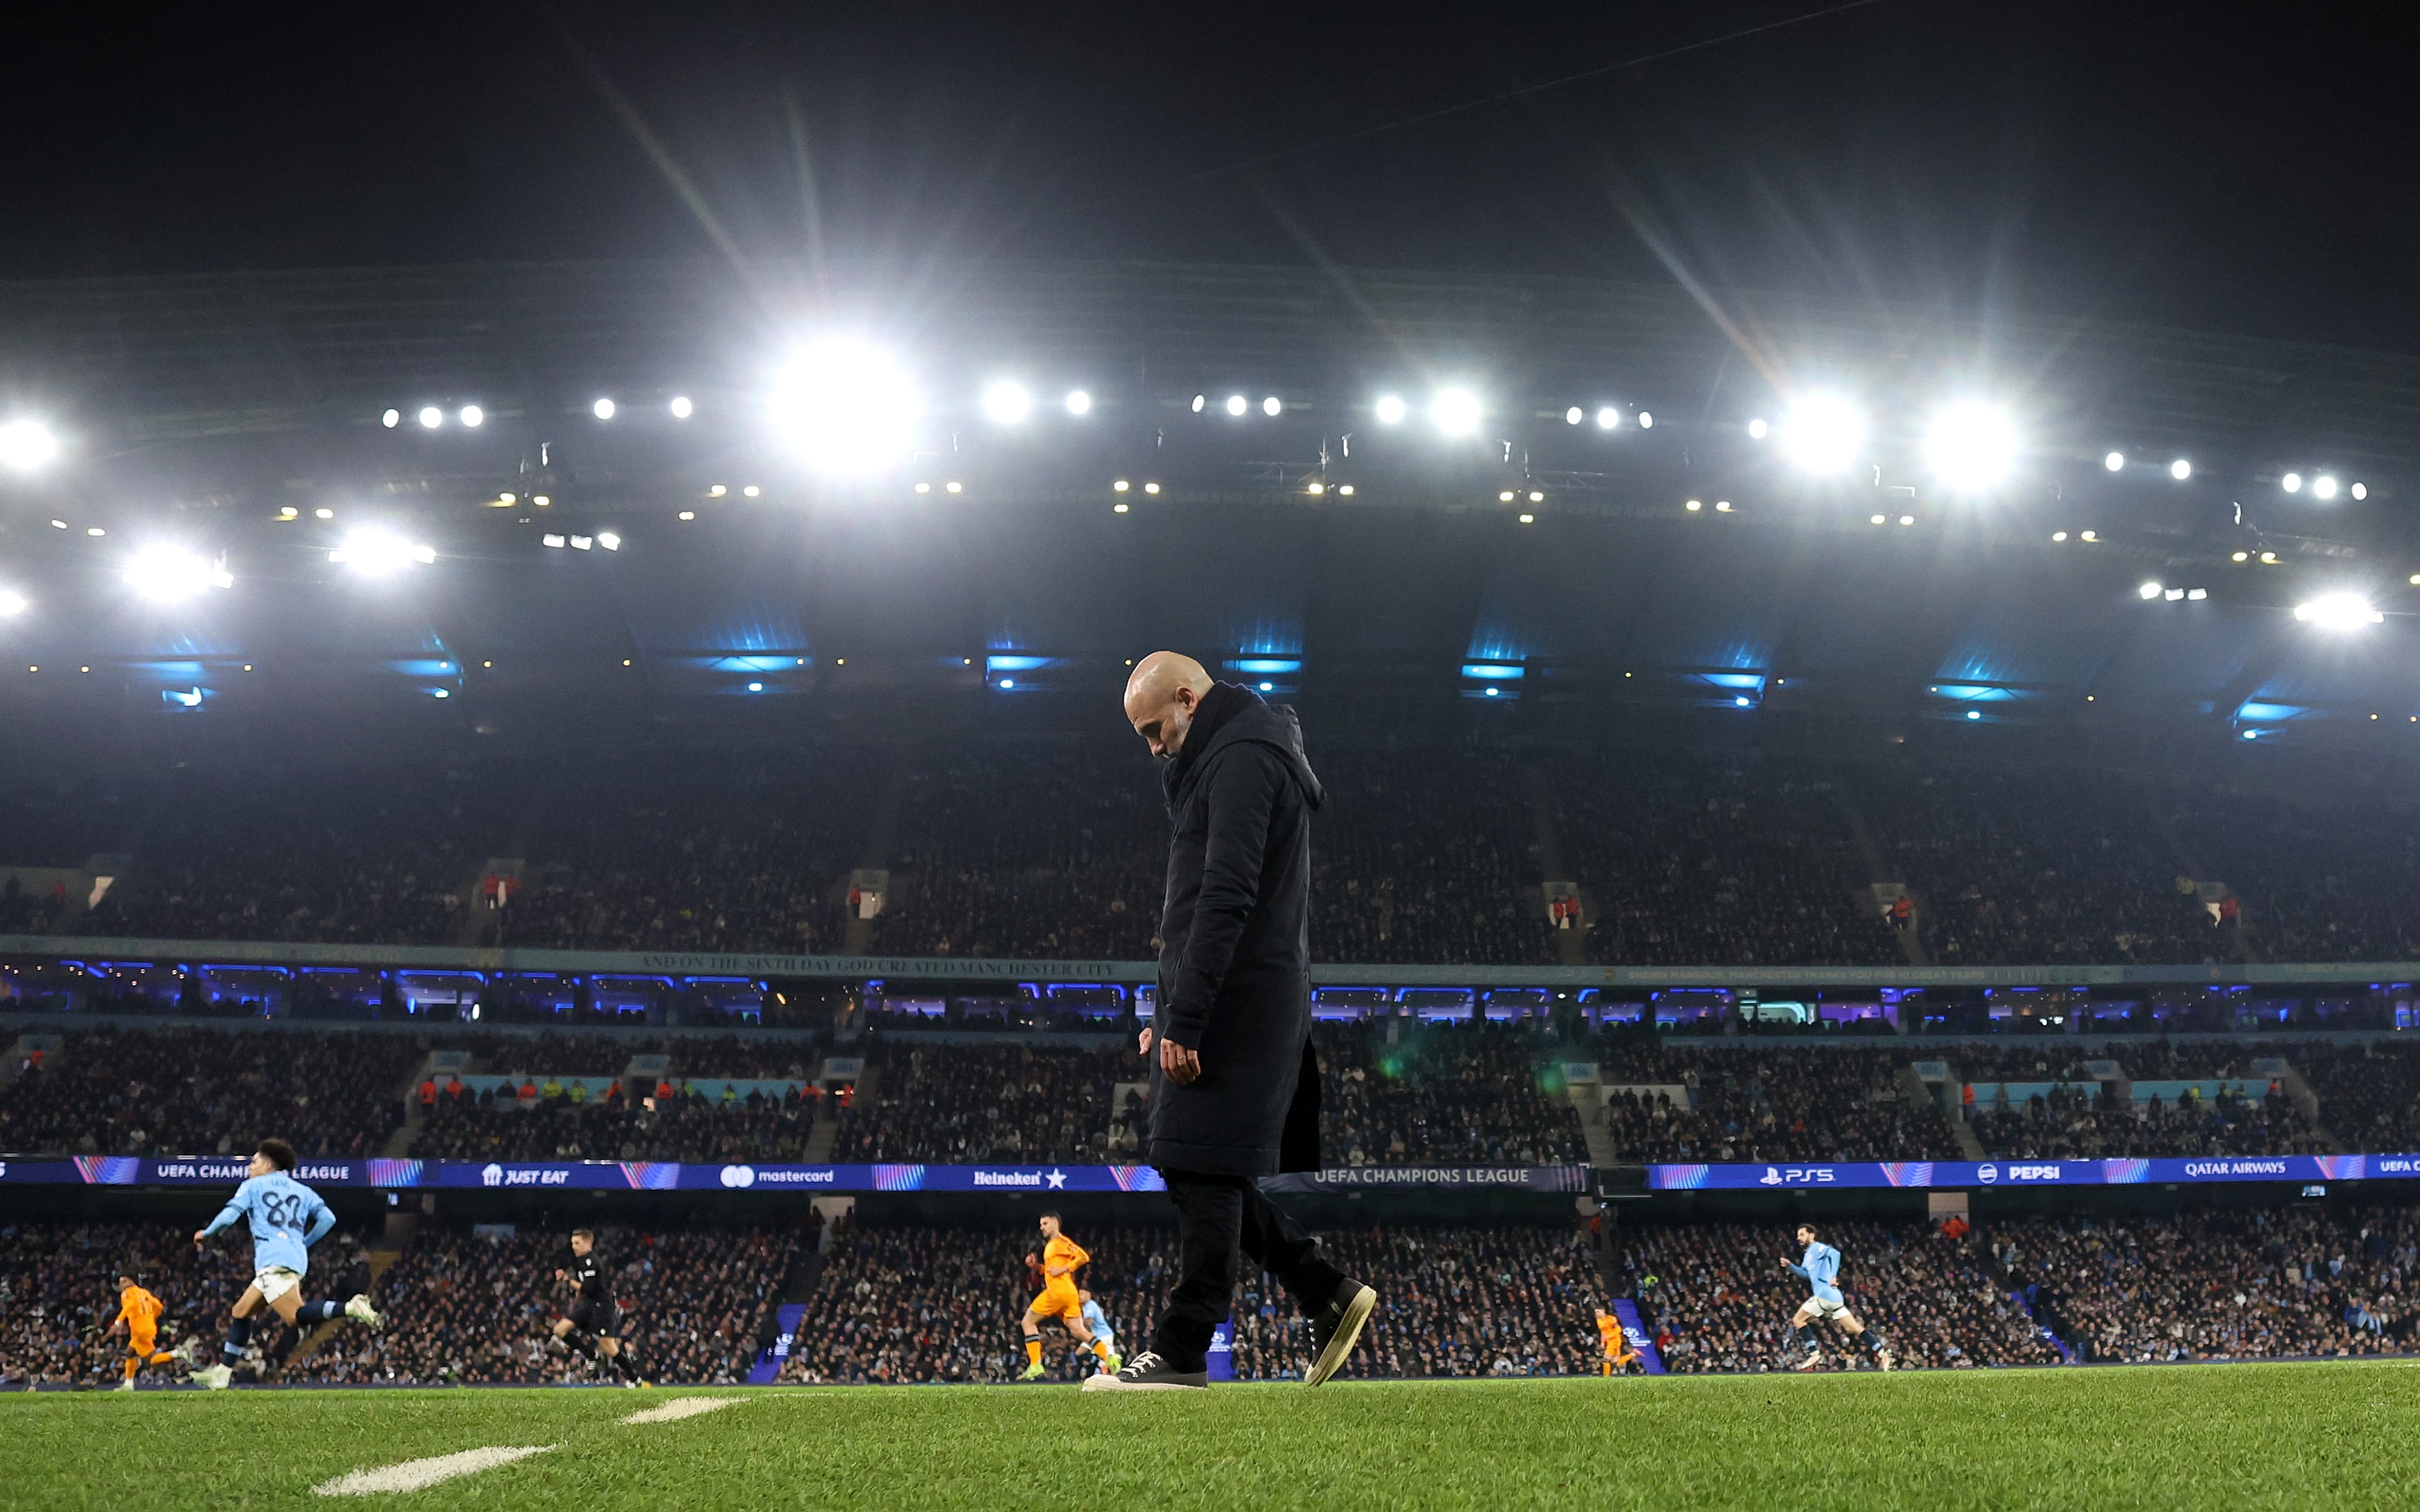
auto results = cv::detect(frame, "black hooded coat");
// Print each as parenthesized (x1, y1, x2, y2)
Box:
(1145, 682, 1326, 1178)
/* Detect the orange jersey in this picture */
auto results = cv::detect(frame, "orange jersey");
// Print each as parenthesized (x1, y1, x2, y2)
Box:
(1041, 1234, 1089, 1280)
(1596, 1314, 1622, 1347)
(118, 1285, 164, 1334)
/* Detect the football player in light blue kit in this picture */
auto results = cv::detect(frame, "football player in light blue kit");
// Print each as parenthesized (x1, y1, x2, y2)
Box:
(1078, 1288, 1117, 1363)
(1780, 1223, 1889, 1372)
(189, 1137, 382, 1389)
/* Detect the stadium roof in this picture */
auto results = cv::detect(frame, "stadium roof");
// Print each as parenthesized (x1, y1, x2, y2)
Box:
(1, 258, 2416, 746)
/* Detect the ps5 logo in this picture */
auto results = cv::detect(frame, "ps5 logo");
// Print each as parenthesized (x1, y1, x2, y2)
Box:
(1758, 1165, 1837, 1186)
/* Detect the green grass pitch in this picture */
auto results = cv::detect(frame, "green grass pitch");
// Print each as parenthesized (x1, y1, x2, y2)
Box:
(5, 1365, 2415, 1510)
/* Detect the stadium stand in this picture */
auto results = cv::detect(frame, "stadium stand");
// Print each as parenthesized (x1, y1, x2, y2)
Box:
(830, 1040, 1131, 1164)
(416, 1087, 822, 1163)
(0, 1218, 359, 1387)
(0, 1028, 418, 1158)
(1316, 1020, 1589, 1166)
(288, 1224, 800, 1386)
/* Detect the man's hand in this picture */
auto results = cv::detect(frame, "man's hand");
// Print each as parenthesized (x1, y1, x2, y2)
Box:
(1159, 1035, 1201, 1085)
(191, 1229, 209, 1250)
(1137, 1026, 1153, 1057)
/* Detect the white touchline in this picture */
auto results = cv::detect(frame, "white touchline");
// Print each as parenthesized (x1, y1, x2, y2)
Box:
(313, 1444, 558, 1496)
(621, 1396, 747, 1425)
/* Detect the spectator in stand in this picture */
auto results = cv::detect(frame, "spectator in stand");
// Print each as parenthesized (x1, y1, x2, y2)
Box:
(1863, 767, 2208, 966)
(1553, 757, 1899, 968)
(0, 1028, 418, 1158)
(1628, 1219, 2058, 1372)
(0, 1219, 358, 1387)
(283, 1224, 798, 1385)
(1314, 1019, 1589, 1167)
(831, 1041, 1133, 1163)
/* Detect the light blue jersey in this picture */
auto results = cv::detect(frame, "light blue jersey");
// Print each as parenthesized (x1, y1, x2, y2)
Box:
(201, 1170, 335, 1275)
(1787, 1240, 1844, 1305)
(1081, 1299, 1113, 1344)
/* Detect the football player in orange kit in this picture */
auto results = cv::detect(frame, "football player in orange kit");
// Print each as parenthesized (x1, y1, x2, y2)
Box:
(1018, 1213, 1120, 1380)
(1594, 1307, 1642, 1376)
(106, 1272, 187, 1390)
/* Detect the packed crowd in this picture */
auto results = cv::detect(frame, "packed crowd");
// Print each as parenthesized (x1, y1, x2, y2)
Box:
(1991, 1207, 2419, 1361)
(0, 1028, 419, 1158)
(12, 735, 2420, 969)
(1306, 745, 1555, 967)
(1314, 1020, 1589, 1166)
(778, 1218, 1602, 1384)
(415, 1086, 823, 1163)
(875, 741, 1164, 960)
(779, 1218, 1171, 1385)
(1626, 1218, 2059, 1371)
(1861, 767, 2215, 966)
(289, 1224, 801, 1386)
(0, 1219, 362, 1387)
(1969, 1086, 2327, 1160)
(2305, 1042, 2420, 1154)
(830, 1040, 1135, 1163)
(1586, 1033, 1961, 1163)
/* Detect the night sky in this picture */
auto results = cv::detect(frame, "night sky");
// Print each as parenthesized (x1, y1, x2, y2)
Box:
(6, 3, 2415, 351)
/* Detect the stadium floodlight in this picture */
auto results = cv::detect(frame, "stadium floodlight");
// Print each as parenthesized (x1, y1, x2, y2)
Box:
(1430, 387, 1481, 437)
(417, 406, 443, 429)
(2353, 482, 2369, 500)
(2313, 475, 2340, 500)
(1637, 411, 1653, 428)
(2138, 581, 2163, 599)
(1262, 396, 1282, 416)
(1747, 417, 1768, 439)
(1190, 394, 1206, 413)
(123, 545, 233, 601)
(541, 534, 566, 548)
(2282, 472, 2302, 493)
(1778, 391, 1866, 474)
(2164, 588, 2185, 601)
(2170, 459, 2192, 481)
(2188, 588, 2207, 600)
(593, 398, 616, 420)
(2294, 592, 2382, 629)
(767, 338, 921, 475)
(1565, 406, 1583, 426)
(1922, 402, 2018, 491)
(670, 395, 694, 418)
(981, 380, 1033, 426)
(459, 405, 484, 428)
(1597, 406, 1621, 430)
(2104, 451, 2125, 472)
(0, 417, 61, 471)
(0, 589, 25, 616)
(1064, 389, 1093, 416)
(382, 409, 400, 429)
(1373, 394, 1408, 426)
(1224, 394, 1248, 417)
(597, 532, 620, 551)
(328, 528, 436, 576)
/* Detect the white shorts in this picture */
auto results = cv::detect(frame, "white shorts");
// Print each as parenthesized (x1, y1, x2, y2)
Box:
(254, 1267, 304, 1304)
(1800, 1293, 1851, 1321)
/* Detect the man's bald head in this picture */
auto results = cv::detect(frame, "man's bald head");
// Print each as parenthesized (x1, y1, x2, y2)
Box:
(1124, 651, 1214, 758)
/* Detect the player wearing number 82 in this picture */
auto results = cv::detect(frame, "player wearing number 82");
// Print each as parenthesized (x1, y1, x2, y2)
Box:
(188, 1136, 383, 1388)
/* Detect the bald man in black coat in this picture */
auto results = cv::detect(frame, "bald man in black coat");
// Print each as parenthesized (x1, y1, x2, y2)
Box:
(1084, 651, 1377, 1392)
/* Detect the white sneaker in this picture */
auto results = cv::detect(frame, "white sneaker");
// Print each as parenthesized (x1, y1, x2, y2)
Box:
(194, 1363, 234, 1391)
(113, 1379, 136, 1392)
(1877, 1348, 1893, 1372)
(345, 1294, 384, 1332)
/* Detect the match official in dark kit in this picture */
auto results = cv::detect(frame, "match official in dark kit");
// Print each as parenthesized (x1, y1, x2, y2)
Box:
(1084, 651, 1376, 1392)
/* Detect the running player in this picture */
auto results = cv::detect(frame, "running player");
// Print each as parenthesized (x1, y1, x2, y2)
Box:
(552, 1227, 642, 1386)
(190, 1137, 382, 1389)
(1593, 1306, 1642, 1376)
(105, 1271, 186, 1390)
(1780, 1223, 1890, 1372)
(1078, 1287, 1117, 1367)
(1018, 1213, 1119, 1379)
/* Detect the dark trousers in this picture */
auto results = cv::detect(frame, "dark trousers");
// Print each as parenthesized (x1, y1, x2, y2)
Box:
(1149, 1170, 1347, 1370)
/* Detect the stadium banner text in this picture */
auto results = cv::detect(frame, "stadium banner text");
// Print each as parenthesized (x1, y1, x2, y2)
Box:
(1647, 1155, 2416, 1191)
(0, 1158, 1598, 1193)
